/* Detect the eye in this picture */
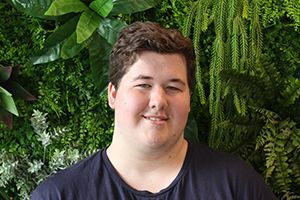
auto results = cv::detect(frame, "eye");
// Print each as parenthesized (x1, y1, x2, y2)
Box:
(166, 85, 182, 91)
(135, 84, 151, 88)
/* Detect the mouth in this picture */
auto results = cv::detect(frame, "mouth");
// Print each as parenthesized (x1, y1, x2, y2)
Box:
(143, 115, 169, 122)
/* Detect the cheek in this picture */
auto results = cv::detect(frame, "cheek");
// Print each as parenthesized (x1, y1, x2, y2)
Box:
(118, 92, 148, 113)
(177, 95, 190, 110)
(172, 98, 190, 118)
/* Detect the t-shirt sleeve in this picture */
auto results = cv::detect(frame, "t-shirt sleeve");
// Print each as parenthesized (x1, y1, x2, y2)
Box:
(230, 158, 277, 199)
(30, 179, 61, 200)
(192, 143, 277, 199)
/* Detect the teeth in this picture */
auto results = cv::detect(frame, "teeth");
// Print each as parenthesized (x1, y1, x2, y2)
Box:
(148, 117, 161, 121)
(146, 116, 167, 121)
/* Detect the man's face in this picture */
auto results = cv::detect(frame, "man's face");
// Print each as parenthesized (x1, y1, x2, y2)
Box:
(108, 51, 190, 151)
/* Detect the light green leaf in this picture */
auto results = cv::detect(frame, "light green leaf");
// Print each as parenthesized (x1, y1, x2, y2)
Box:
(97, 18, 127, 45)
(90, 0, 113, 17)
(31, 43, 61, 65)
(0, 87, 19, 116)
(10, 0, 53, 19)
(61, 32, 87, 59)
(76, 10, 102, 43)
(45, 0, 88, 16)
(111, 0, 160, 15)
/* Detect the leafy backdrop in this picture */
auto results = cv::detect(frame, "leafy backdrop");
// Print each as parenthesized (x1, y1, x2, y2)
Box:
(0, 0, 299, 199)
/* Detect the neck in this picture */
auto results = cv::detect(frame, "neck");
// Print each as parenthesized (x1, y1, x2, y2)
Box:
(106, 137, 188, 192)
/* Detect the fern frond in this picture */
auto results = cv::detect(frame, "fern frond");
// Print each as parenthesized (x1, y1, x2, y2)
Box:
(255, 112, 299, 197)
(252, 106, 280, 122)
(209, 34, 225, 137)
(182, 1, 198, 37)
(240, 96, 247, 115)
(227, 0, 237, 33)
(214, 0, 227, 37)
(263, 61, 281, 83)
(238, 17, 248, 71)
(209, 37, 219, 114)
(281, 77, 300, 106)
(201, 0, 212, 31)
(250, 0, 263, 65)
(193, 0, 206, 105)
(231, 16, 240, 70)
(201, 13, 209, 32)
(242, 0, 249, 19)
(283, 0, 300, 31)
(220, 69, 266, 101)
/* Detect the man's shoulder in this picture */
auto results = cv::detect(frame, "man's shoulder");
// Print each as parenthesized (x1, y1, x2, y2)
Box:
(188, 141, 265, 185)
(30, 150, 104, 200)
(189, 141, 242, 165)
(51, 149, 102, 181)
(187, 141, 276, 199)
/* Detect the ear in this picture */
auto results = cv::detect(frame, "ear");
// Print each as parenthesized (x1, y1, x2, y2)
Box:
(108, 82, 117, 109)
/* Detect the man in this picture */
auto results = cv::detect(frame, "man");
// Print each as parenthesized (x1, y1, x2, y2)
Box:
(31, 21, 276, 199)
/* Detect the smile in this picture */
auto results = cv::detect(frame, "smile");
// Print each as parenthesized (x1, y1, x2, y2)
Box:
(143, 115, 168, 122)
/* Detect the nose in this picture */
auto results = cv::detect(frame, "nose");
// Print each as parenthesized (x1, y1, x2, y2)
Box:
(149, 86, 168, 111)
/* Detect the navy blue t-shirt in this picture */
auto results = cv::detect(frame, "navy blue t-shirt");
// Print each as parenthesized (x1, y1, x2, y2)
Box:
(30, 141, 277, 199)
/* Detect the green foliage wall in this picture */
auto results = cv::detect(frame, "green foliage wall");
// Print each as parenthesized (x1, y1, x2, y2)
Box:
(1, 0, 300, 199)
(0, 0, 191, 198)
(0, 2, 113, 198)
(182, 0, 300, 198)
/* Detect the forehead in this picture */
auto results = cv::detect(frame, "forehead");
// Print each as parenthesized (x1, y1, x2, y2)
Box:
(123, 51, 188, 81)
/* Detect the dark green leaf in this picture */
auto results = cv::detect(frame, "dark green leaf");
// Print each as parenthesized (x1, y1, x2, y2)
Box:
(0, 87, 19, 116)
(184, 116, 199, 142)
(9, 0, 54, 19)
(44, 15, 80, 48)
(90, 0, 113, 17)
(45, 0, 88, 16)
(111, 0, 160, 15)
(97, 18, 127, 45)
(76, 10, 101, 43)
(61, 32, 86, 59)
(2, 80, 36, 101)
(88, 33, 112, 91)
(31, 43, 61, 65)
(31, 15, 80, 64)
(0, 107, 13, 129)
(0, 66, 12, 83)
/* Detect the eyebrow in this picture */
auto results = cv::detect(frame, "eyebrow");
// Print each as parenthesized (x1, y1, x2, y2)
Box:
(133, 75, 153, 81)
(133, 75, 186, 86)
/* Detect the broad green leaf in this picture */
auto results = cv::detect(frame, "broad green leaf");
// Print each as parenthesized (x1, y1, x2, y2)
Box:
(97, 18, 127, 45)
(31, 16, 80, 64)
(76, 10, 102, 43)
(88, 33, 112, 91)
(0, 87, 19, 116)
(31, 43, 61, 65)
(90, 0, 113, 17)
(10, 0, 54, 19)
(111, 0, 160, 15)
(0, 86, 11, 96)
(0, 66, 12, 82)
(44, 15, 80, 48)
(2, 80, 36, 101)
(45, 0, 88, 16)
(61, 32, 86, 59)
(0, 107, 13, 129)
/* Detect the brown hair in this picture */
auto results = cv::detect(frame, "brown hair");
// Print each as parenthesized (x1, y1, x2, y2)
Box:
(109, 21, 195, 91)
